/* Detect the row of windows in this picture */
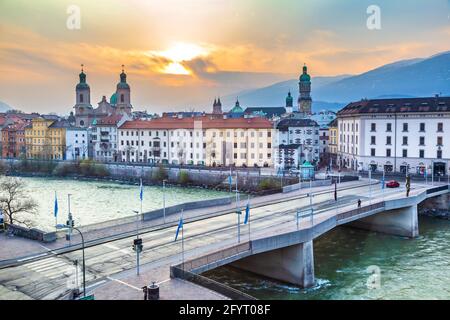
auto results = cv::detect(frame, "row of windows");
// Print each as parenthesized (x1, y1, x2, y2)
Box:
(370, 122, 444, 133)
(371, 136, 443, 146)
(371, 148, 444, 159)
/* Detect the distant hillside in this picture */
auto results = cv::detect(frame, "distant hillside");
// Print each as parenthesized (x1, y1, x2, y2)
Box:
(222, 51, 450, 112)
(0, 101, 12, 112)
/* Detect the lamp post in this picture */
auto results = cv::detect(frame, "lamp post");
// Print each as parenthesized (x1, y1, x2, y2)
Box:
(162, 179, 167, 224)
(133, 210, 141, 276)
(56, 224, 86, 298)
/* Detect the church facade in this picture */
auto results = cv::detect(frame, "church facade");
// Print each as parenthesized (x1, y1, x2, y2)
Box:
(73, 66, 133, 128)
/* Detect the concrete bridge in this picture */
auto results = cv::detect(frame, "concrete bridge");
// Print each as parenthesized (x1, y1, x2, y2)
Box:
(171, 184, 450, 289)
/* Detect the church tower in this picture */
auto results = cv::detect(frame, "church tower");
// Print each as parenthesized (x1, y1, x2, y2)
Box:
(213, 97, 222, 114)
(74, 65, 93, 127)
(285, 91, 293, 114)
(115, 65, 132, 115)
(298, 64, 312, 116)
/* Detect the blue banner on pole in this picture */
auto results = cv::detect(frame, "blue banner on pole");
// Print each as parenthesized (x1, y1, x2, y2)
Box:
(139, 179, 143, 201)
(54, 192, 58, 218)
(244, 202, 250, 224)
(175, 216, 183, 241)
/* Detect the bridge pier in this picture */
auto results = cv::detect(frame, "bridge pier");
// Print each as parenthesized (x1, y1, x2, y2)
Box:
(231, 240, 315, 288)
(348, 205, 419, 238)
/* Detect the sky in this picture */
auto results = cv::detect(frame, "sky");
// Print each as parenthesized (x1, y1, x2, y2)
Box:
(1, 0, 450, 114)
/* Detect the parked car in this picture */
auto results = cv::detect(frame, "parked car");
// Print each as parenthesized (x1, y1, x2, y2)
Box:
(386, 180, 400, 188)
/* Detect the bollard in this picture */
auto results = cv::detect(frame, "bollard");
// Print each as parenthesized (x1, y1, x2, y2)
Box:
(147, 282, 159, 300)
(142, 286, 148, 300)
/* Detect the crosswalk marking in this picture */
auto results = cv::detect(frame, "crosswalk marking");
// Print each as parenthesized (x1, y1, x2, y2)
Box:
(25, 257, 72, 279)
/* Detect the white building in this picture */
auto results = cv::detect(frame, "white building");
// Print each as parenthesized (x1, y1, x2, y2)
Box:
(66, 127, 90, 160)
(337, 97, 450, 175)
(118, 116, 275, 167)
(274, 118, 320, 169)
(92, 114, 130, 162)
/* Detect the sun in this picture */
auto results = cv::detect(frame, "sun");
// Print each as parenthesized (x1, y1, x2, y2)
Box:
(152, 43, 209, 75)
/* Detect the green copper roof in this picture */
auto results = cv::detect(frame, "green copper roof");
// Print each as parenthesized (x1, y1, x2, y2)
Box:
(300, 65, 311, 82)
(231, 99, 243, 113)
(110, 93, 117, 105)
(286, 91, 293, 106)
(76, 71, 90, 90)
(117, 71, 130, 90)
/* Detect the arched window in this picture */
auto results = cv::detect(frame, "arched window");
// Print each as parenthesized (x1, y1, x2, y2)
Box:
(120, 94, 125, 103)
(80, 94, 84, 103)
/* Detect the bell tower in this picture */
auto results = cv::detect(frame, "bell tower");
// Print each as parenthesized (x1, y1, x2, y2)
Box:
(115, 65, 132, 115)
(298, 64, 312, 116)
(74, 64, 93, 126)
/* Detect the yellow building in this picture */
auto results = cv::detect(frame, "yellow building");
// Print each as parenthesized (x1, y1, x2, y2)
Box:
(25, 117, 69, 160)
(328, 118, 339, 162)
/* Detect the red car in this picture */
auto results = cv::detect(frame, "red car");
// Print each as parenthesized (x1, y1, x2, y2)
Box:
(386, 180, 400, 188)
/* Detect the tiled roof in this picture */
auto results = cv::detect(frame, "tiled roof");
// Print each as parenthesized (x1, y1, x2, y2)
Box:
(119, 116, 273, 130)
(49, 120, 71, 128)
(276, 118, 319, 130)
(338, 97, 450, 116)
(97, 114, 124, 126)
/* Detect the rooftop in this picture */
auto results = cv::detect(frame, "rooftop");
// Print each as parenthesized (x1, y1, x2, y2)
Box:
(338, 96, 450, 116)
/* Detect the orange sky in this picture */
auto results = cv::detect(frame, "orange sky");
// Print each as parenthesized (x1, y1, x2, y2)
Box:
(1, 0, 450, 113)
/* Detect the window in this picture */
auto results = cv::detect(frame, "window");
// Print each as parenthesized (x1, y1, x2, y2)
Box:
(402, 136, 408, 146)
(437, 137, 443, 146)
(386, 149, 391, 157)
(386, 136, 392, 145)
(420, 123, 425, 132)
(79, 94, 84, 103)
(438, 123, 444, 132)
(402, 149, 408, 158)
(402, 123, 408, 132)
(120, 94, 124, 103)
(371, 123, 376, 132)
(371, 136, 376, 145)
(437, 150, 443, 159)
(371, 148, 376, 156)
(419, 137, 425, 146)
(419, 150, 425, 158)
(386, 123, 392, 132)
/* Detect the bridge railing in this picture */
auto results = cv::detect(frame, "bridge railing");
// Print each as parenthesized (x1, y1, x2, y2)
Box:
(181, 242, 251, 272)
(337, 202, 385, 222)
(171, 266, 257, 300)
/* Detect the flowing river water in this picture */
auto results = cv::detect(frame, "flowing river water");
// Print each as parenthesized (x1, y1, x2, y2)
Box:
(204, 215, 450, 300)
(13, 176, 227, 232)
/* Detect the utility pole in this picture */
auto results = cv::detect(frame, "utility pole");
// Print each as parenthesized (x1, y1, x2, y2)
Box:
(67, 194, 73, 246)
(163, 180, 167, 224)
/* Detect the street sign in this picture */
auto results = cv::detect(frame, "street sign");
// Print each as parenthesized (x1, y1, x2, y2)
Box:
(78, 294, 94, 300)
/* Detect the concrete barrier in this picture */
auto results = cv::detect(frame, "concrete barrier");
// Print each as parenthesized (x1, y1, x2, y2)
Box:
(143, 197, 233, 221)
(6, 224, 57, 243)
(283, 179, 332, 193)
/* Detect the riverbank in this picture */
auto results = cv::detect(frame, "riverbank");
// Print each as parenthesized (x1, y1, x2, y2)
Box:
(0, 159, 293, 194)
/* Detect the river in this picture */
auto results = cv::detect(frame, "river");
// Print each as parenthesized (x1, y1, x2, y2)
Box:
(204, 215, 450, 300)
(10, 176, 227, 232)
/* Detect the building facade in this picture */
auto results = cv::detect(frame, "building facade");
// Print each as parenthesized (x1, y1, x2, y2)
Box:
(66, 127, 90, 161)
(25, 117, 69, 160)
(337, 97, 450, 175)
(118, 116, 274, 167)
(274, 118, 320, 169)
(92, 114, 130, 163)
(1, 122, 27, 159)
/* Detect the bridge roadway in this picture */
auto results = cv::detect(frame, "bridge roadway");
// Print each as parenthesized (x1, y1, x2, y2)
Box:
(0, 180, 445, 300)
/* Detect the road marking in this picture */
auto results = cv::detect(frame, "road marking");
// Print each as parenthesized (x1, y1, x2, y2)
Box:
(157, 278, 170, 285)
(17, 253, 48, 262)
(103, 243, 131, 256)
(107, 276, 141, 291)
(85, 280, 107, 290)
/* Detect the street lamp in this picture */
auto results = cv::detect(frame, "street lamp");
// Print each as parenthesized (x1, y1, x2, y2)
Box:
(56, 224, 86, 298)
(132, 210, 142, 276)
(163, 179, 167, 224)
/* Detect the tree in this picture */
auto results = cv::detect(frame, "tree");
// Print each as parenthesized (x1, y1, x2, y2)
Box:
(0, 177, 38, 227)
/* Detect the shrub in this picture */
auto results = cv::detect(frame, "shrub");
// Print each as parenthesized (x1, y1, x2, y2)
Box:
(152, 165, 168, 182)
(258, 178, 280, 191)
(178, 171, 191, 185)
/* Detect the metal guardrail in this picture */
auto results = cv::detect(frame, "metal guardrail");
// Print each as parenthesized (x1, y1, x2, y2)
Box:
(336, 202, 385, 221)
(426, 185, 449, 195)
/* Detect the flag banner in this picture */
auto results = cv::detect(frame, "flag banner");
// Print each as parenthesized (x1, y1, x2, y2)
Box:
(244, 202, 250, 224)
(175, 216, 183, 242)
(381, 176, 385, 189)
(228, 174, 232, 186)
(54, 192, 58, 218)
(139, 179, 143, 201)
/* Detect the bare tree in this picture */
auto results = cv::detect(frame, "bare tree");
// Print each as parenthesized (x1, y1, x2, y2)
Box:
(0, 177, 38, 227)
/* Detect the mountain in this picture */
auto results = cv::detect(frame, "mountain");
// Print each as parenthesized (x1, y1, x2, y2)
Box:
(0, 101, 12, 112)
(222, 51, 450, 112)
